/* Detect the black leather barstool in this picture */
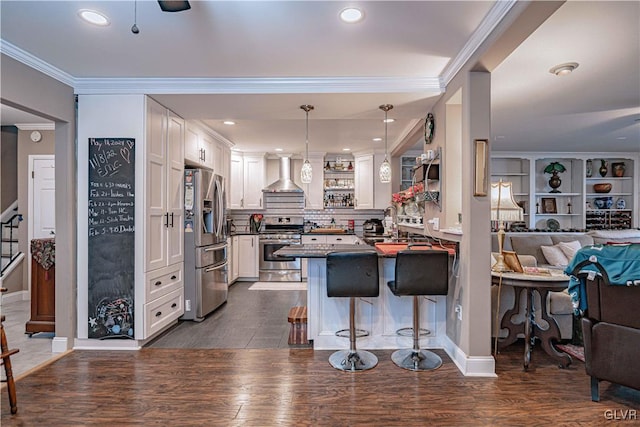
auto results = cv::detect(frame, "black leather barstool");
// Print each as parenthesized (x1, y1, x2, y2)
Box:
(326, 251, 380, 372)
(387, 249, 449, 371)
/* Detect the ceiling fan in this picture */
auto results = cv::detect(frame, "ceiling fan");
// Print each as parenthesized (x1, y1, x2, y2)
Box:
(157, 1, 191, 13)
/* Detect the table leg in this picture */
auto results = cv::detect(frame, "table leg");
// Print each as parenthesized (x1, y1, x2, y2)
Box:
(498, 286, 524, 350)
(523, 288, 533, 371)
(534, 288, 572, 368)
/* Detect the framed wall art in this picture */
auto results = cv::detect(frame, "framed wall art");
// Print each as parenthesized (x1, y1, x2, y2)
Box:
(541, 197, 557, 214)
(474, 139, 489, 196)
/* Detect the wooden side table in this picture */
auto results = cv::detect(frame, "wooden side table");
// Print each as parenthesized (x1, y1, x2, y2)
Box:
(26, 238, 55, 335)
(492, 271, 572, 370)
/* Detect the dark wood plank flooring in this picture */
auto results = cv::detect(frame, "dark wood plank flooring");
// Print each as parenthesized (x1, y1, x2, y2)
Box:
(2, 342, 639, 425)
(2, 282, 638, 424)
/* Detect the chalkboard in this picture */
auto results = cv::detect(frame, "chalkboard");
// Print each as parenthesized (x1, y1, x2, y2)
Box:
(87, 138, 135, 339)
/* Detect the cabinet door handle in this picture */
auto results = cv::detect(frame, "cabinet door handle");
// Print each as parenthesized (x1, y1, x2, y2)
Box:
(170, 213, 174, 227)
(336, 238, 342, 241)
(260, 197, 262, 207)
(155, 311, 162, 317)
(171, 303, 177, 309)
(164, 212, 169, 227)
(170, 275, 177, 280)
(241, 198, 244, 208)
(154, 280, 162, 286)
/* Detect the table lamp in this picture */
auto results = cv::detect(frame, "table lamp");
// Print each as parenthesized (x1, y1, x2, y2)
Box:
(491, 180, 524, 272)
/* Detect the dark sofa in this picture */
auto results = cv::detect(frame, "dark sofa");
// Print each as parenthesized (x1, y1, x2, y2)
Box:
(581, 276, 640, 401)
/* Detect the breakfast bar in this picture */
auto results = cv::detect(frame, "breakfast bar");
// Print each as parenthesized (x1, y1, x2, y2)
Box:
(276, 243, 455, 350)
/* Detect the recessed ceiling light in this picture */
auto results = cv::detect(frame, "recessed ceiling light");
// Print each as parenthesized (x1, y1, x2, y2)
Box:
(339, 7, 364, 23)
(383, 118, 395, 123)
(372, 137, 382, 142)
(78, 9, 110, 26)
(616, 137, 627, 140)
(549, 62, 579, 76)
(342, 148, 351, 152)
(274, 148, 283, 152)
(223, 121, 236, 125)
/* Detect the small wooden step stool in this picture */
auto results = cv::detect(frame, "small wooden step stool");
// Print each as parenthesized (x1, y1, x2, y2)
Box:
(287, 306, 308, 345)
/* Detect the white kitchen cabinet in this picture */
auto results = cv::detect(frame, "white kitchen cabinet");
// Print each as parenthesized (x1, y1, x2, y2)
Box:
(230, 154, 266, 209)
(145, 99, 185, 272)
(184, 122, 214, 170)
(302, 234, 359, 245)
(230, 236, 240, 283)
(222, 146, 231, 206)
(354, 154, 374, 209)
(78, 94, 185, 343)
(237, 235, 259, 279)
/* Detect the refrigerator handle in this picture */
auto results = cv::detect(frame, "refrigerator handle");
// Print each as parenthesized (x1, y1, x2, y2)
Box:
(205, 261, 229, 272)
(204, 243, 228, 252)
(215, 178, 224, 238)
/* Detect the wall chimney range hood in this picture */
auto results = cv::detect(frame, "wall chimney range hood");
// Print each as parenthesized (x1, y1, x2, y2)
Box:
(263, 156, 304, 193)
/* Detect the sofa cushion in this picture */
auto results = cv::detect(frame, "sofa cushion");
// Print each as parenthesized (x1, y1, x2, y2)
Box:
(541, 244, 570, 266)
(551, 234, 594, 247)
(549, 289, 573, 314)
(587, 229, 640, 245)
(557, 240, 582, 260)
(510, 235, 554, 265)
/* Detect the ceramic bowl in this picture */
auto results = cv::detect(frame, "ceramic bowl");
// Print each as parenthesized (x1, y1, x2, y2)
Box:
(593, 183, 612, 193)
(594, 197, 613, 209)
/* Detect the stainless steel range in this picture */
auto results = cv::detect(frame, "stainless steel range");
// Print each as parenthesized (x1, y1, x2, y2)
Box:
(259, 216, 303, 282)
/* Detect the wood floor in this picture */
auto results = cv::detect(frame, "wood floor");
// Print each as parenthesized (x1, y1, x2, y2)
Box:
(2, 283, 638, 424)
(2, 342, 639, 425)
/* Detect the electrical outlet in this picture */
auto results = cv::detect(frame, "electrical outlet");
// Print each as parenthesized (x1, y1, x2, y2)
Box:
(185, 299, 191, 312)
(431, 217, 439, 231)
(455, 304, 462, 320)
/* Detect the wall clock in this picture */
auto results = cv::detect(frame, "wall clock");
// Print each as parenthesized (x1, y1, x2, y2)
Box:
(424, 113, 434, 144)
(30, 130, 42, 143)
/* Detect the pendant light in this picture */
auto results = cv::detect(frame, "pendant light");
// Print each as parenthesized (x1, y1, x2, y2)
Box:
(378, 104, 393, 183)
(300, 104, 314, 184)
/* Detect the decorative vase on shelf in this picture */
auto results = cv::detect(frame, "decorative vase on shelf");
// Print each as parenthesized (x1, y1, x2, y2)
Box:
(586, 159, 593, 178)
(599, 160, 608, 177)
(612, 162, 625, 177)
(544, 161, 566, 193)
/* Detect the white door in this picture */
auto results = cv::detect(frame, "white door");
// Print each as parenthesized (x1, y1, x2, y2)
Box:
(31, 156, 56, 239)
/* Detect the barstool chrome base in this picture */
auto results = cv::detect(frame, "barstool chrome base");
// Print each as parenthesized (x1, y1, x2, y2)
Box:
(329, 350, 378, 372)
(391, 349, 442, 371)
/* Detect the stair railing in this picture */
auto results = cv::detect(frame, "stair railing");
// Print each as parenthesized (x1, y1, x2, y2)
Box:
(1, 214, 23, 276)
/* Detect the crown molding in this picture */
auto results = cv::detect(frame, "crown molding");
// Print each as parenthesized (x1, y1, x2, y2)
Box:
(15, 123, 55, 131)
(0, 40, 75, 87)
(441, 0, 518, 86)
(73, 76, 443, 95)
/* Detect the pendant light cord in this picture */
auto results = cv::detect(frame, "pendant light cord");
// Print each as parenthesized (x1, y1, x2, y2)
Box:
(305, 108, 309, 160)
(384, 108, 388, 160)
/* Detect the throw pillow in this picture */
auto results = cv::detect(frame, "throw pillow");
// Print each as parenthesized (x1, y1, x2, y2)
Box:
(558, 240, 582, 261)
(541, 244, 569, 266)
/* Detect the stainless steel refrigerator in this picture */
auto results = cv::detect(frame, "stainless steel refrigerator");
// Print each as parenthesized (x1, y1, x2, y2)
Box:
(182, 168, 228, 321)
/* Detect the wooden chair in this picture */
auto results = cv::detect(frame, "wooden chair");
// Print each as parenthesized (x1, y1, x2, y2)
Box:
(1, 287, 19, 414)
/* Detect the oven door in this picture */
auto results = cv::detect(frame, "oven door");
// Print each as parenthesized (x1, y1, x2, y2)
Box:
(259, 240, 301, 270)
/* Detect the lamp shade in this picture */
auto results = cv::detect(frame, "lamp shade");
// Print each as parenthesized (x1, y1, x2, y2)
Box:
(490, 181, 523, 222)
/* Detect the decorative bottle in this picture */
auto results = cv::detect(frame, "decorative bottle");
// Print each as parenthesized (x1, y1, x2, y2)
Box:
(598, 160, 608, 177)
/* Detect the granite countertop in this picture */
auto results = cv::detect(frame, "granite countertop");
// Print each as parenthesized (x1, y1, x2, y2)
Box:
(276, 242, 457, 258)
(275, 244, 375, 258)
(303, 231, 356, 235)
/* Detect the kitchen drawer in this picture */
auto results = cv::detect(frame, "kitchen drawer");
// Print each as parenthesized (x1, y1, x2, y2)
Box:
(302, 235, 327, 244)
(325, 235, 357, 245)
(144, 288, 184, 338)
(145, 263, 183, 301)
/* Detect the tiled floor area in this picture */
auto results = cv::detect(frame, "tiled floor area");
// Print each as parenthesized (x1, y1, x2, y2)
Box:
(1, 299, 55, 379)
(149, 281, 309, 349)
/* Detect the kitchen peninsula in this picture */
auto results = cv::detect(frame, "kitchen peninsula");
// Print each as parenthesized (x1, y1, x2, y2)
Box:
(276, 243, 456, 352)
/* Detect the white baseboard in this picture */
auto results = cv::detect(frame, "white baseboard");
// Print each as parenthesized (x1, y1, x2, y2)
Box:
(52, 337, 69, 353)
(442, 335, 497, 377)
(74, 338, 142, 350)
